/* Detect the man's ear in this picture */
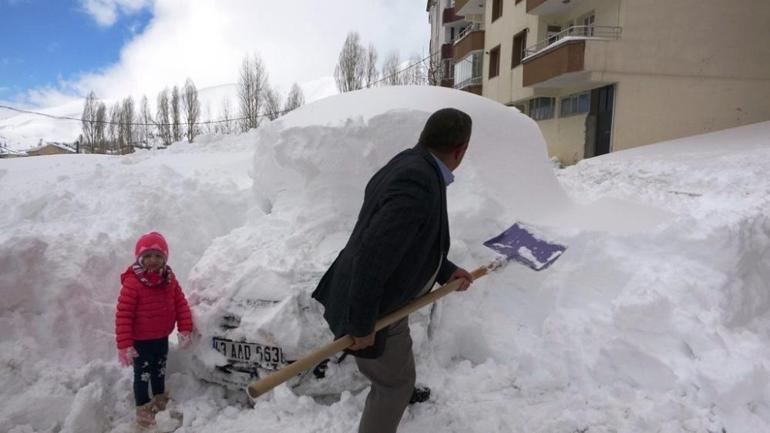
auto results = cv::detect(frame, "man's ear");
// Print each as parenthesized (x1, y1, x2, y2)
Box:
(453, 142, 469, 163)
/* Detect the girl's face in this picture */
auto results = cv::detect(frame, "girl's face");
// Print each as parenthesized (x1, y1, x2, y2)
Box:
(142, 253, 165, 272)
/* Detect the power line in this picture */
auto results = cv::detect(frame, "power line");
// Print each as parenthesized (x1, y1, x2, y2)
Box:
(0, 103, 289, 127)
(370, 49, 439, 87)
(0, 48, 442, 128)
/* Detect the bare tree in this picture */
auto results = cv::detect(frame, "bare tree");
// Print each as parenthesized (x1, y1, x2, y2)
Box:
(202, 103, 214, 135)
(364, 44, 379, 88)
(238, 53, 268, 132)
(263, 86, 282, 121)
(402, 54, 427, 85)
(283, 83, 305, 114)
(381, 51, 402, 86)
(427, 51, 443, 86)
(108, 102, 121, 154)
(94, 102, 106, 153)
(120, 96, 137, 155)
(171, 85, 181, 142)
(156, 89, 172, 147)
(81, 91, 98, 152)
(139, 95, 152, 148)
(334, 32, 366, 93)
(219, 97, 234, 135)
(182, 78, 200, 142)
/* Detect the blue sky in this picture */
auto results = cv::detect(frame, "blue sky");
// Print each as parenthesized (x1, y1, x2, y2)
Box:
(0, 1, 151, 101)
(0, 1, 429, 108)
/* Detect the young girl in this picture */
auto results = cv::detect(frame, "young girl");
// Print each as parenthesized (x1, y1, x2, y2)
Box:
(115, 231, 194, 428)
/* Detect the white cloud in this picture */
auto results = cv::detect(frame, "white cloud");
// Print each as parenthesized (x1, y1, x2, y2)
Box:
(25, 0, 430, 108)
(20, 87, 82, 108)
(80, 0, 153, 27)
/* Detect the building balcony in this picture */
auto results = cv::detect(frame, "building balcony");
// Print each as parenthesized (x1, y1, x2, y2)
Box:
(456, 0, 485, 16)
(454, 76, 482, 95)
(526, 0, 587, 15)
(522, 25, 621, 87)
(442, 7, 463, 24)
(441, 43, 454, 60)
(453, 25, 484, 61)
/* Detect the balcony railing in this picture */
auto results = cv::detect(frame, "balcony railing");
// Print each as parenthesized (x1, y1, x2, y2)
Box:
(455, 22, 483, 43)
(523, 25, 622, 59)
(453, 28, 485, 61)
(454, 75, 482, 90)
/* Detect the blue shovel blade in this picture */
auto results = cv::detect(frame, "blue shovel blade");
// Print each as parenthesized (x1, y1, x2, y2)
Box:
(483, 223, 566, 271)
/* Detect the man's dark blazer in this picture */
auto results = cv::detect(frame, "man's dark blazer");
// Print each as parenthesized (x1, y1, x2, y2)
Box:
(312, 143, 457, 340)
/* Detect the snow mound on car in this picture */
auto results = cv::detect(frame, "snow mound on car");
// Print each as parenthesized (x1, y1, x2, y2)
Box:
(186, 85, 669, 369)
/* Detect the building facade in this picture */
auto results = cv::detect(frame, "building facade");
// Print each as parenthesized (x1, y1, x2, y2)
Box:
(427, 0, 770, 165)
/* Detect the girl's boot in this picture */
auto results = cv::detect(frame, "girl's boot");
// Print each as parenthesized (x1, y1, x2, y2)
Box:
(151, 393, 170, 412)
(152, 392, 182, 421)
(136, 402, 156, 428)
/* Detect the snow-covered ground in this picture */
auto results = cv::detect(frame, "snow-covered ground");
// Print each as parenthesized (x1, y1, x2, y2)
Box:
(1, 86, 769, 433)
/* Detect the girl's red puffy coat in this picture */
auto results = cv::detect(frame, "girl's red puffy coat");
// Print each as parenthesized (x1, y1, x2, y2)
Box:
(115, 266, 193, 350)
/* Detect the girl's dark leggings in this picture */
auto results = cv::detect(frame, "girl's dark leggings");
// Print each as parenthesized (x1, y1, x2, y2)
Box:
(132, 337, 168, 406)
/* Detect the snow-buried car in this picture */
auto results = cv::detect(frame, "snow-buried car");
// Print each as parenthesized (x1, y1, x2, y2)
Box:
(185, 85, 565, 396)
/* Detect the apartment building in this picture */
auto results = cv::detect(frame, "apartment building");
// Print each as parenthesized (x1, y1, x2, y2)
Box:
(427, 0, 770, 165)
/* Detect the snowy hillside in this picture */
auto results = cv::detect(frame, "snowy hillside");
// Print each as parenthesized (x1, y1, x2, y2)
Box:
(0, 99, 84, 151)
(1, 86, 769, 433)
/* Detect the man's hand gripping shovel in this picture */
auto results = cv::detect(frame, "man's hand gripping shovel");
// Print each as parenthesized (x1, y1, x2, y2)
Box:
(245, 222, 566, 400)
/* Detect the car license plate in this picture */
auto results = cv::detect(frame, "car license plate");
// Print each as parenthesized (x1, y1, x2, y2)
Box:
(212, 337, 286, 370)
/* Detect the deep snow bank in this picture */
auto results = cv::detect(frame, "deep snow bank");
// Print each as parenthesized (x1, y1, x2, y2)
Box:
(0, 134, 254, 432)
(2, 84, 769, 433)
(186, 86, 670, 368)
(179, 90, 770, 433)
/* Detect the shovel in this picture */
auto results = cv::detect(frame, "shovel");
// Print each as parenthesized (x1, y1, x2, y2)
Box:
(246, 222, 566, 399)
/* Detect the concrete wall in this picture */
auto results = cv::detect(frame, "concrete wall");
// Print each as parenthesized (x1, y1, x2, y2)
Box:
(611, 73, 770, 152)
(482, 0, 538, 103)
(585, 0, 770, 151)
(606, 0, 770, 80)
(539, 111, 589, 165)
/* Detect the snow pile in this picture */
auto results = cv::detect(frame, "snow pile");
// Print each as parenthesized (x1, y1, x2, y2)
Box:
(0, 134, 254, 432)
(1, 85, 769, 433)
(186, 86, 667, 369)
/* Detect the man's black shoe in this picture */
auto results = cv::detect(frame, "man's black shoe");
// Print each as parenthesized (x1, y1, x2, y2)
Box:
(409, 385, 431, 404)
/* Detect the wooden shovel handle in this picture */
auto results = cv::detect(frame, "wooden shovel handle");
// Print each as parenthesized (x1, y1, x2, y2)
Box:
(246, 261, 499, 399)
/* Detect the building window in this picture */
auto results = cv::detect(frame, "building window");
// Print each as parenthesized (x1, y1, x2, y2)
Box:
(511, 29, 527, 68)
(546, 25, 562, 44)
(492, 0, 503, 22)
(515, 0, 524, 4)
(488, 45, 500, 79)
(560, 92, 590, 117)
(528, 97, 555, 120)
(581, 12, 596, 36)
(454, 52, 482, 88)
